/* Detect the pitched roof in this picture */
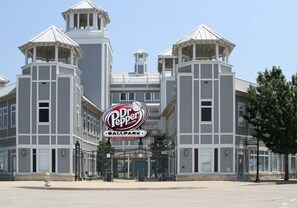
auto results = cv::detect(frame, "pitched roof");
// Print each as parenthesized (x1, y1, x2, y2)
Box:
(62, 0, 110, 24)
(173, 24, 235, 54)
(0, 83, 16, 98)
(19, 25, 83, 58)
(0, 75, 9, 84)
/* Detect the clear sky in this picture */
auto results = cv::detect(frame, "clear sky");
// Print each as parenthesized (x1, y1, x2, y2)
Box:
(1, 0, 297, 84)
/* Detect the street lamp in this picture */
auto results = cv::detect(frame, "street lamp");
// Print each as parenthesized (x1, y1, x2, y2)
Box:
(106, 138, 112, 182)
(171, 140, 176, 180)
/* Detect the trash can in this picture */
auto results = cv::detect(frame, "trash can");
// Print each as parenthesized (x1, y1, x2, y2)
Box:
(138, 170, 145, 181)
(106, 171, 113, 182)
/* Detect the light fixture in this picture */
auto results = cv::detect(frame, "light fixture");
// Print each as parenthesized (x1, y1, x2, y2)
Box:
(184, 149, 188, 156)
(61, 149, 66, 157)
(225, 149, 229, 156)
(22, 149, 26, 156)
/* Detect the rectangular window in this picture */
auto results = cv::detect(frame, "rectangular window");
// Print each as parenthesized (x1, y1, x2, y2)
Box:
(290, 156, 296, 173)
(154, 92, 160, 101)
(201, 101, 212, 122)
(52, 149, 56, 173)
(194, 149, 199, 173)
(272, 153, 281, 172)
(128, 93, 135, 101)
(238, 102, 245, 127)
(39, 149, 49, 173)
(0, 151, 8, 172)
(3, 108, 8, 128)
(39, 102, 49, 123)
(200, 148, 212, 172)
(120, 93, 127, 101)
(214, 148, 218, 172)
(145, 92, 152, 101)
(0, 107, 8, 129)
(249, 150, 269, 172)
(83, 112, 86, 131)
(33, 149, 37, 173)
(11, 105, 16, 127)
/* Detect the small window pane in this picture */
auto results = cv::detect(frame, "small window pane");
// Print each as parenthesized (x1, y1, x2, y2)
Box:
(39, 103, 49, 107)
(201, 108, 211, 121)
(120, 93, 126, 101)
(39, 109, 49, 122)
(129, 93, 135, 101)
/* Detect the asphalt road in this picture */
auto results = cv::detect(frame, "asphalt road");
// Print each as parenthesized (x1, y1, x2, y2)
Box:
(0, 183, 296, 208)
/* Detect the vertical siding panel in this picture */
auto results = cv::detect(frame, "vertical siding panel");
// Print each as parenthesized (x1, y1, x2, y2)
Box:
(58, 77, 70, 134)
(180, 76, 192, 133)
(18, 78, 31, 134)
(220, 76, 234, 133)
(194, 81, 199, 133)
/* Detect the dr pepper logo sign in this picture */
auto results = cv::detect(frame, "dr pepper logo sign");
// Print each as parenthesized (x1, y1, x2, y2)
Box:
(103, 101, 148, 140)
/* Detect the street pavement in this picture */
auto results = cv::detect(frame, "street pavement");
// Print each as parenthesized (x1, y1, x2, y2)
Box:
(0, 180, 296, 208)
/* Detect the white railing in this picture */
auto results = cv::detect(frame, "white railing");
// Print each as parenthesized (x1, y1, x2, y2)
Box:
(111, 72, 161, 85)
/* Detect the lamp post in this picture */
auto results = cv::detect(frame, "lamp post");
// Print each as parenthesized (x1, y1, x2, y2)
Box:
(106, 138, 112, 182)
(171, 140, 176, 180)
(75, 141, 80, 181)
(255, 137, 260, 182)
(138, 138, 144, 181)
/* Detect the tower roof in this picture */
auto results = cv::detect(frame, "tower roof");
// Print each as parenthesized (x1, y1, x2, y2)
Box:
(134, 49, 148, 55)
(19, 25, 83, 58)
(173, 24, 235, 55)
(62, 0, 110, 24)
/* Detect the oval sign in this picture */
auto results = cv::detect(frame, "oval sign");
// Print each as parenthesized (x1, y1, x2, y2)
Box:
(103, 101, 148, 131)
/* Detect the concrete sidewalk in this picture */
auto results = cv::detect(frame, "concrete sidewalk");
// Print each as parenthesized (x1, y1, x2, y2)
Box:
(0, 180, 257, 190)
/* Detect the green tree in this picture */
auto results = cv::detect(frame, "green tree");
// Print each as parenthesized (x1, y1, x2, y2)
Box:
(96, 139, 112, 177)
(246, 66, 297, 181)
(148, 134, 168, 178)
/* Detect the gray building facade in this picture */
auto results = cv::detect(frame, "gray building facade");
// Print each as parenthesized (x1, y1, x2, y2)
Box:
(0, 0, 296, 181)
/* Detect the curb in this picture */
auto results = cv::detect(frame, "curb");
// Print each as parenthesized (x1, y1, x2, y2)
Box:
(17, 186, 205, 191)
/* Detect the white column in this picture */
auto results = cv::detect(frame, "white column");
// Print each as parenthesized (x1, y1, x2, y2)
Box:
(178, 47, 182, 63)
(215, 44, 219, 60)
(192, 44, 196, 61)
(33, 46, 36, 63)
(93, 13, 98, 30)
(173, 58, 176, 78)
(25, 49, 28, 65)
(127, 157, 130, 179)
(162, 59, 165, 78)
(226, 48, 229, 63)
(55, 45, 59, 62)
(70, 49, 74, 65)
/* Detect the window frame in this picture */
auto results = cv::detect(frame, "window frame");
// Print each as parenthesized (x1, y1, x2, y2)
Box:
(238, 102, 246, 127)
(201, 100, 212, 123)
(128, 93, 135, 101)
(144, 92, 152, 102)
(38, 102, 50, 123)
(0, 107, 8, 129)
(10, 104, 16, 128)
(119, 93, 127, 102)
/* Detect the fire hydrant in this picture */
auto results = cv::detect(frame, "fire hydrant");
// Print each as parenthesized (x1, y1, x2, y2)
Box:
(43, 172, 51, 186)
